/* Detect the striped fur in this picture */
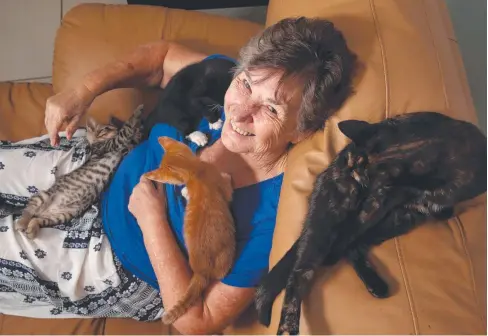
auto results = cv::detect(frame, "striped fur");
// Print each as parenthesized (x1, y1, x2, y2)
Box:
(15, 105, 144, 239)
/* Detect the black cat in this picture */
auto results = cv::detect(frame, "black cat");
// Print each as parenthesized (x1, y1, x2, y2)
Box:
(143, 57, 235, 146)
(255, 111, 487, 335)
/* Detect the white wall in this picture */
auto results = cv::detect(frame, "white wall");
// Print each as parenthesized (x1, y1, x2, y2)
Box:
(445, 0, 486, 133)
(0, 1, 267, 84)
(0, 0, 126, 83)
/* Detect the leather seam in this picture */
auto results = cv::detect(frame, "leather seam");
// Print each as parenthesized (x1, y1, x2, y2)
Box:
(421, 0, 450, 111)
(394, 237, 420, 334)
(161, 7, 171, 41)
(369, 0, 390, 120)
(452, 215, 486, 327)
(101, 317, 107, 335)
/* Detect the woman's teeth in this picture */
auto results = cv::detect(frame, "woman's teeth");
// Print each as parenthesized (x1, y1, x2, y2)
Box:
(230, 119, 253, 136)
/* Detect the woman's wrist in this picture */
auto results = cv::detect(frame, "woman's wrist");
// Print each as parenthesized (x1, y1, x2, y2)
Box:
(81, 63, 121, 99)
(75, 82, 97, 107)
(138, 212, 168, 236)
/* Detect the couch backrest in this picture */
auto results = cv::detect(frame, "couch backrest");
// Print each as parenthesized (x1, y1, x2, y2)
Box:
(267, 0, 485, 334)
(52, 3, 262, 126)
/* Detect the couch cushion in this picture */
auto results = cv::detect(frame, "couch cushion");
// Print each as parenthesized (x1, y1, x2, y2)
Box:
(0, 314, 105, 335)
(0, 82, 53, 142)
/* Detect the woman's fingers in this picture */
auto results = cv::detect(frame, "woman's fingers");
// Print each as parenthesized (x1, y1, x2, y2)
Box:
(66, 114, 82, 140)
(45, 110, 64, 146)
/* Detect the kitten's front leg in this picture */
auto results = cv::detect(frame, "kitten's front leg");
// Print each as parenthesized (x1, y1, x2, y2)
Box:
(255, 240, 299, 327)
(277, 272, 303, 335)
(186, 131, 208, 147)
(277, 237, 324, 335)
(209, 119, 223, 130)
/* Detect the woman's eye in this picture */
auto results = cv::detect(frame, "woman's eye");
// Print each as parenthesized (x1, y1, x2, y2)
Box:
(267, 105, 277, 114)
(243, 79, 251, 91)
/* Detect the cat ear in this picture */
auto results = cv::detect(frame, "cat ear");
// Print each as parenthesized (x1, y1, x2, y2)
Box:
(144, 168, 184, 185)
(158, 137, 175, 152)
(158, 137, 194, 158)
(338, 119, 374, 143)
(86, 117, 98, 132)
(143, 170, 164, 183)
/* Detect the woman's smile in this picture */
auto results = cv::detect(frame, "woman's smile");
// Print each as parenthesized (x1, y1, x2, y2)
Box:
(230, 118, 255, 136)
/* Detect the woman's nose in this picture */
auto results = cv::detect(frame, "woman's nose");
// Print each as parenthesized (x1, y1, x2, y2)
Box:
(233, 101, 258, 122)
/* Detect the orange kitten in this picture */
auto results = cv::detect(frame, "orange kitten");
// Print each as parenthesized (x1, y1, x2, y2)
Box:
(143, 136, 235, 325)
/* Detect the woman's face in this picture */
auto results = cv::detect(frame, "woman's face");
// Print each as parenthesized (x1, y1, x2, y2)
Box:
(221, 69, 303, 155)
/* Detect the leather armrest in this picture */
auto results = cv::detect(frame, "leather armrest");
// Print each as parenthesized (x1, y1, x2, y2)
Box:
(0, 82, 53, 142)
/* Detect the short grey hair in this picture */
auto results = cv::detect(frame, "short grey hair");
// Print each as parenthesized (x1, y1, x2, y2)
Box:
(235, 17, 357, 133)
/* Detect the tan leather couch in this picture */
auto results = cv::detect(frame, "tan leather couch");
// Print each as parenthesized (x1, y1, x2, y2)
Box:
(0, 0, 485, 334)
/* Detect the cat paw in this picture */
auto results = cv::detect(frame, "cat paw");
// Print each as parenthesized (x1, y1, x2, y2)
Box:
(14, 215, 31, 232)
(366, 277, 390, 299)
(255, 286, 273, 327)
(277, 310, 300, 336)
(181, 187, 189, 201)
(25, 219, 41, 240)
(209, 119, 223, 130)
(186, 131, 208, 147)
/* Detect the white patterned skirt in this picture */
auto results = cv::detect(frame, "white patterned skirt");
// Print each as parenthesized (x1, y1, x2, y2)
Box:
(0, 132, 162, 321)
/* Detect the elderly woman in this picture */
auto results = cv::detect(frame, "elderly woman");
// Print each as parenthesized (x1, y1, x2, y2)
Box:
(0, 17, 355, 334)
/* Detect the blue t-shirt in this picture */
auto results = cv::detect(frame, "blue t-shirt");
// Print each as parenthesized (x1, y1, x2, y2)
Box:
(100, 55, 283, 289)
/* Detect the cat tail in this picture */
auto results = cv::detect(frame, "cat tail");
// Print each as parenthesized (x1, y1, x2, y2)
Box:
(162, 273, 209, 325)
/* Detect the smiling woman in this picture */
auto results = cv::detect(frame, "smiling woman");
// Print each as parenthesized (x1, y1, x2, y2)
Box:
(0, 16, 356, 335)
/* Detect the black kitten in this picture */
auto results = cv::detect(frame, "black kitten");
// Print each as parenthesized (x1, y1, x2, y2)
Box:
(255, 111, 487, 335)
(143, 57, 235, 146)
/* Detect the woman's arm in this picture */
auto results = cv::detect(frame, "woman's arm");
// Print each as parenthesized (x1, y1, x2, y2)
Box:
(83, 41, 207, 95)
(45, 41, 206, 146)
(128, 177, 255, 335)
(144, 217, 255, 334)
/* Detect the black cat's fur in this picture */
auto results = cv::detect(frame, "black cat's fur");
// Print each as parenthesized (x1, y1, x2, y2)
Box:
(142, 57, 235, 140)
(255, 111, 487, 335)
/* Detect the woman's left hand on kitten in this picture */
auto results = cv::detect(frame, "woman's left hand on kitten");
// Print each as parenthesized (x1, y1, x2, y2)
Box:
(128, 176, 168, 228)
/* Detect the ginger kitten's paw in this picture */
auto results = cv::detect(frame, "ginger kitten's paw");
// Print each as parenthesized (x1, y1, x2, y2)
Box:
(186, 131, 208, 147)
(209, 119, 223, 130)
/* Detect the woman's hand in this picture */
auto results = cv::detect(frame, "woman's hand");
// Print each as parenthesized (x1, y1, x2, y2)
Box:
(128, 176, 168, 232)
(45, 85, 95, 146)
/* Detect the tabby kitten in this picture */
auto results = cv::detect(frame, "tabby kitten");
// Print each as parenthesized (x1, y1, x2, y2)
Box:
(256, 111, 487, 335)
(15, 105, 144, 239)
(143, 136, 235, 325)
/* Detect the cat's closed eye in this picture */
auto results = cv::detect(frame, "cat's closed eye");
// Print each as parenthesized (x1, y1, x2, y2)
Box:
(98, 126, 117, 138)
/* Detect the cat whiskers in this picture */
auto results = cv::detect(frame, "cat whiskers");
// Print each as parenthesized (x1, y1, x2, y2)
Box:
(208, 103, 222, 113)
